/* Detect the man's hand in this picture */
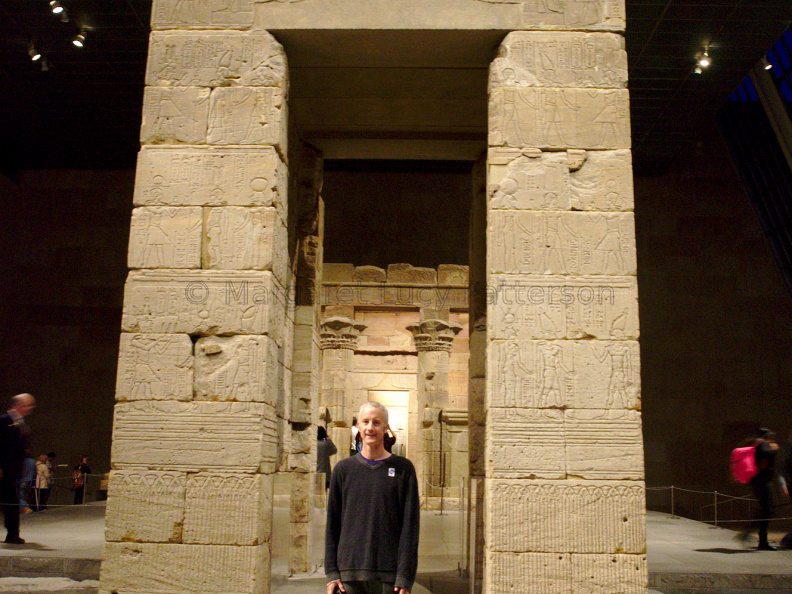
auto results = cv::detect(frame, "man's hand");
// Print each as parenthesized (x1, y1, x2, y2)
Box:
(394, 588, 409, 594)
(327, 580, 344, 594)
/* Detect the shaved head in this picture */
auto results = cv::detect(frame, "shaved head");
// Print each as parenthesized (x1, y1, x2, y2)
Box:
(10, 393, 35, 416)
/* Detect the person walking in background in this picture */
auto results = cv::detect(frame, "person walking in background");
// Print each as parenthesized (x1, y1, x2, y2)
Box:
(35, 454, 51, 511)
(350, 416, 360, 457)
(317, 426, 338, 490)
(18, 457, 35, 514)
(73, 455, 91, 505)
(325, 402, 419, 594)
(0, 393, 36, 544)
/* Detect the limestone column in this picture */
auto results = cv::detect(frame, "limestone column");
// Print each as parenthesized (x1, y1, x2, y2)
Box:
(101, 3, 288, 593)
(486, 30, 647, 593)
(320, 316, 366, 462)
(406, 319, 462, 500)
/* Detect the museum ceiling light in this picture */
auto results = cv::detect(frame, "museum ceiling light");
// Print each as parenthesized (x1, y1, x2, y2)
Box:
(697, 51, 711, 68)
(49, 1, 63, 14)
(694, 65, 703, 74)
(28, 45, 41, 61)
(761, 57, 773, 70)
(73, 33, 86, 48)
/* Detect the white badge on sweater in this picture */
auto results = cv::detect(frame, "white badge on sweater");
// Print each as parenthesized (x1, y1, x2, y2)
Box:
(388, 467, 396, 477)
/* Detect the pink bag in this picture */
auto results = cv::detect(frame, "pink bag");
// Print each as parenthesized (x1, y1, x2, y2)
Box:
(731, 445, 758, 484)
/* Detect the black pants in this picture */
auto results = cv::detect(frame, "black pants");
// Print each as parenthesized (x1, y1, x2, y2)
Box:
(74, 485, 85, 505)
(340, 581, 396, 594)
(1, 475, 20, 539)
(751, 479, 773, 546)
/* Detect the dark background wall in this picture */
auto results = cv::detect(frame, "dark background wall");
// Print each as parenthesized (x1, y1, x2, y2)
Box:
(636, 127, 792, 514)
(0, 171, 132, 490)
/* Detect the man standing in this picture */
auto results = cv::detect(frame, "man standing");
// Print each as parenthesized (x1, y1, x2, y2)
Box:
(325, 402, 420, 594)
(0, 393, 35, 544)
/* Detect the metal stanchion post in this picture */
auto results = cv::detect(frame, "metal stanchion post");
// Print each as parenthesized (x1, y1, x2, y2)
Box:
(714, 491, 718, 527)
(671, 485, 675, 519)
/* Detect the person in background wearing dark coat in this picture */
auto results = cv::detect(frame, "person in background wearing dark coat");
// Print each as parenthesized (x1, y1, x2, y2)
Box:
(0, 393, 35, 544)
(317, 426, 337, 490)
(73, 455, 91, 505)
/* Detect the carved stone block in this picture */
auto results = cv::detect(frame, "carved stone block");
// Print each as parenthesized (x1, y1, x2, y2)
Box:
(116, 334, 193, 402)
(141, 87, 210, 145)
(134, 146, 286, 213)
(487, 552, 571, 594)
(570, 149, 634, 211)
(105, 471, 186, 543)
(122, 270, 286, 341)
(570, 554, 648, 593)
(111, 401, 278, 473)
(151, 0, 255, 30)
(207, 87, 286, 151)
(183, 473, 272, 545)
(518, 0, 625, 31)
(387, 264, 437, 285)
(487, 408, 565, 479)
(437, 264, 469, 286)
(323, 263, 354, 283)
(129, 207, 202, 269)
(488, 275, 638, 340)
(194, 335, 279, 406)
(489, 212, 636, 275)
(565, 409, 644, 480)
(488, 340, 640, 409)
(101, 542, 269, 594)
(492, 32, 627, 89)
(146, 31, 286, 89)
(203, 207, 287, 284)
(487, 479, 645, 553)
(353, 265, 386, 283)
(489, 88, 630, 150)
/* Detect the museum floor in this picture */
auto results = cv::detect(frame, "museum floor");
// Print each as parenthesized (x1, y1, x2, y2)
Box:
(2, 503, 792, 593)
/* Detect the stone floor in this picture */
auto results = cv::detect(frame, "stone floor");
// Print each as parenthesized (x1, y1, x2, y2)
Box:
(2, 504, 792, 592)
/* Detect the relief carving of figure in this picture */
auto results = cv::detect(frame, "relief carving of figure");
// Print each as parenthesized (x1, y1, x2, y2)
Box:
(537, 341, 573, 407)
(593, 342, 633, 408)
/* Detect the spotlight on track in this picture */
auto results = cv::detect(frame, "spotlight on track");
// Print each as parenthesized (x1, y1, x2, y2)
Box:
(49, 1, 64, 14)
(697, 51, 711, 69)
(28, 44, 41, 61)
(761, 57, 773, 70)
(73, 33, 86, 48)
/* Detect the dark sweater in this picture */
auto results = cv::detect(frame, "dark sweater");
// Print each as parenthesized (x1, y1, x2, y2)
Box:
(325, 453, 420, 590)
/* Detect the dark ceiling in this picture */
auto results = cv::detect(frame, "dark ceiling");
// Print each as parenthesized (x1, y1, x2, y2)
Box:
(0, 1, 790, 178)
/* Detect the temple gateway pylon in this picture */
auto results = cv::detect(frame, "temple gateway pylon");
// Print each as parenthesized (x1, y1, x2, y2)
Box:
(101, 1, 646, 592)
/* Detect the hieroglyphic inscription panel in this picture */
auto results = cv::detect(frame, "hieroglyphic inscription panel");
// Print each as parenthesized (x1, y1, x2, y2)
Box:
(489, 88, 630, 149)
(134, 146, 286, 213)
(565, 409, 644, 479)
(203, 207, 287, 284)
(194, 335, 279, 406)
(122, 270, 286, 340)
(491, 32, 627, 89)
(487, 408, 565, 479)
(111, 401, 278, 472)
(116, 334, 193, 402)
(518, 0, 625, 30)
(151, 0, 255, 30)
(488, 275, 638, 340)
(129, 207, 202, 269)
(141, 87, 210, 144)
(488, 148, 634, 211)
(183, 473, 272, 545)
(146, 31, 286, 88)
(101, 542, 268, 594)
(488, 340, 640, 409)
(488, 480, 645, 553)
(489, 212, 636, 275)
(105, 471, 186, 543)
(207, 87, 286, 149)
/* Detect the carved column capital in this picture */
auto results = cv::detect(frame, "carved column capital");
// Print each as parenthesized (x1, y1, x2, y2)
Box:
(407, 319, 463, 352)
(320, 316, 367, 350)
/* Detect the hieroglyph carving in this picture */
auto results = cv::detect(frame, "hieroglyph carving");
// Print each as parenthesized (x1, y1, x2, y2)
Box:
(487, 552, 646, 594)
(518, 0, 625, 30)
(151, 0, 255, 29)
(488, 148, 633, 211)
(129, 207, 202, 269)
(488, 212, 636, 275)
(488, 275, 638, 340)
(488, 480, 645, 553)
(116, 334, 193, 402)
(489, 88, 630, 149)
(122, 270, 286, 339)
(147, 32, 286, 88)
(203, 207, 287, 284)
(111, 401, 278, 473)
(487, 408, 643, 479)
(134, 146, 286, 213)
(491, 32, 627, 89)
(488, 340, 640, 409)
(141, 87, 210, 144)
(194, 335, 279, 406)
(207, 87, 286, 150)
(105, 471, 186, 543)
